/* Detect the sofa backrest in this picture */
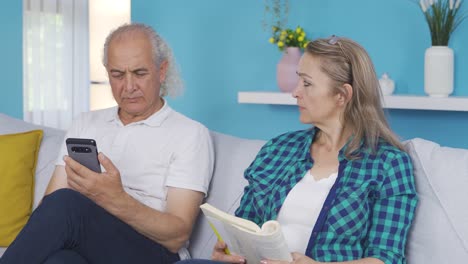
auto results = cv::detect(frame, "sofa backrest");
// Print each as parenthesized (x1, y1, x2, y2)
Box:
(188, 131, 266, 259)
(404, 138, 468, 264)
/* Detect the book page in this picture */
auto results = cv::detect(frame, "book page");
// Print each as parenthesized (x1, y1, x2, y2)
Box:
(227, 221, 292, 263)
(201, 203, 292, 263)
(201, 203, 260, 233)
(206, 215, 291, 263)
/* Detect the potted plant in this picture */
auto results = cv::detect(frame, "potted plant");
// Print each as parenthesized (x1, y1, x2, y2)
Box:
(416, 0, 467, 97)
(263, 0, 310, 93)
(420, 0, 466, 45)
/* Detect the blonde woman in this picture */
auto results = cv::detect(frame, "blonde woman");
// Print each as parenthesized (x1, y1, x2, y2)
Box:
(181, 36, 418, 264)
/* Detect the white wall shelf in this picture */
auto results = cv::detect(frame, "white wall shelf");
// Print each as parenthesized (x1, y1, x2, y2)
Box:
(238, 91, 468, 112)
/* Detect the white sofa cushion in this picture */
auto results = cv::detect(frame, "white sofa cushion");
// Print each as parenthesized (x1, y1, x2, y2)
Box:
(405, 138, 468, 264)
(188, 131, 266, 259)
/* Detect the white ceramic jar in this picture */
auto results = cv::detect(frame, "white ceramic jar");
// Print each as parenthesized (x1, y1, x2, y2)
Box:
(379, 73, 395, 95)
(424, 46, 454, 97)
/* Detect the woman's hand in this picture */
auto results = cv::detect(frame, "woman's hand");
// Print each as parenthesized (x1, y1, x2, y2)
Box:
(263, 253, 384, 264)
(262, 252, 322, 264)
(211, 240, 246, 263)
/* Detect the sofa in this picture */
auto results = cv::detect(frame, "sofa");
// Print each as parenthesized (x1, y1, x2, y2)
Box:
(1, 112, 467, 263)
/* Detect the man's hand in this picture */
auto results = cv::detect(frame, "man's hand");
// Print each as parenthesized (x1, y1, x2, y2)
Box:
(64, 152, 126, 210)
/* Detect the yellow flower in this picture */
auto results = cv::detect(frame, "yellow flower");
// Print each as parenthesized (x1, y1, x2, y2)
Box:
(268, 25, 310, 51)
(303, 42, 308, 48)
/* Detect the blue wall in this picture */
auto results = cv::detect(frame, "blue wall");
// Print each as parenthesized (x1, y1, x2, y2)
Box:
(3, 1, 466, 148)
(132, 0, 468, 149)
(1, 1, 23, 119)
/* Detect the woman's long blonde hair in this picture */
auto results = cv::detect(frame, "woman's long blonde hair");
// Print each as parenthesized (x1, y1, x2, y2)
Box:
(306, 36, 403, 158)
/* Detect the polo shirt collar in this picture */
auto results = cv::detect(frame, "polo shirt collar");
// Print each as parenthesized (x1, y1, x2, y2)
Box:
(106, 98, 172, 127)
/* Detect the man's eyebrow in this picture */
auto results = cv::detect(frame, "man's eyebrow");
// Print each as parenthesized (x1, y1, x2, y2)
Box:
(110, 69, 124, 74)
(132, 68, 148, 73)
(109, 68, 149, 74)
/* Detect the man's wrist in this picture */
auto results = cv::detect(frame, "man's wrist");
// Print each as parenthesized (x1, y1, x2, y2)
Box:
(105, 190, 134, 218)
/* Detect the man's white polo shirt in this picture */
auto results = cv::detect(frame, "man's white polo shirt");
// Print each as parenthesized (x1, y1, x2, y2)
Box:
(56, 100, 214, 212)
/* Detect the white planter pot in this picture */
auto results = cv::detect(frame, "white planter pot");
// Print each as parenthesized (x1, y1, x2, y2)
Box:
(424, 46, 454, 97)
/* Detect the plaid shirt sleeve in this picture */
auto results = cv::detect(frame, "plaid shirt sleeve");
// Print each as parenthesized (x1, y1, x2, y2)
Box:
(364, 151, 418, 264)
(234, 139, 273, 226)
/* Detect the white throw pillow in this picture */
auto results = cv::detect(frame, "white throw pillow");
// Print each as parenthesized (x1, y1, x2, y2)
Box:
(404, 138, 468, 264)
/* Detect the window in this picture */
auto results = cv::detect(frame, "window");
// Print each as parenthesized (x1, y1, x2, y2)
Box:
(23, 0, 89, 129)
(23, 0, 130, 129)
(89, 0, 130, 110)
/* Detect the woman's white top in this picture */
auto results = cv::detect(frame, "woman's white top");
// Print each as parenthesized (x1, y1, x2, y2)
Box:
(276, 171, 338, 253)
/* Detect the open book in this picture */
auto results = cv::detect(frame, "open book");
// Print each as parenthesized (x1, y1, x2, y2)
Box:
(200, 203, 292, 263)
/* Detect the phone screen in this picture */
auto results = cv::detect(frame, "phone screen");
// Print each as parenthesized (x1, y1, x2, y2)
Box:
(66, 138, 101, 173)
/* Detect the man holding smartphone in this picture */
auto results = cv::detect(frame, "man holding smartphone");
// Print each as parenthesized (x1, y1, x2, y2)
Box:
(1, 24, 214, 264)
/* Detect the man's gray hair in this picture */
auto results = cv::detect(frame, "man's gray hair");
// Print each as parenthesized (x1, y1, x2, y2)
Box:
(102, 23, 183, 97)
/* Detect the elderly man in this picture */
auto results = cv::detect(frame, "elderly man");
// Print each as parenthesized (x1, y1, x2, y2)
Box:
(0, 23, 214, 264)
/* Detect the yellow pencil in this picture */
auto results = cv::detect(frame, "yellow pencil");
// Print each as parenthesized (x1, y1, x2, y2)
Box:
(208, 222, 231, 255)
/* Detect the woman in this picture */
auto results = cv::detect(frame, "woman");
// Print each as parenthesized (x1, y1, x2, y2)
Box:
(190, 36, 417, 264)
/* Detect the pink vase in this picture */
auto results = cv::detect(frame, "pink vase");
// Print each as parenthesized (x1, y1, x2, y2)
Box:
(276, 47, 301, 93)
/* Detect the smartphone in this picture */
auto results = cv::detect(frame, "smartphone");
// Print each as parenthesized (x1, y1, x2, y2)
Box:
(66, 138, 101, 173)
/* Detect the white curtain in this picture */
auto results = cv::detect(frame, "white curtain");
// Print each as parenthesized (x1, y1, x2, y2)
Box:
(23, 0, 89, 130)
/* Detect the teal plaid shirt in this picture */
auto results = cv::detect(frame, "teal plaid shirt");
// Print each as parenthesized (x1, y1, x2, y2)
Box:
(235, 128, 417, 264)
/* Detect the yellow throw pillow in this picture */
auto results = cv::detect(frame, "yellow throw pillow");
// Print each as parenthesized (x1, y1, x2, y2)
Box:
(0, 130, 43, 246)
